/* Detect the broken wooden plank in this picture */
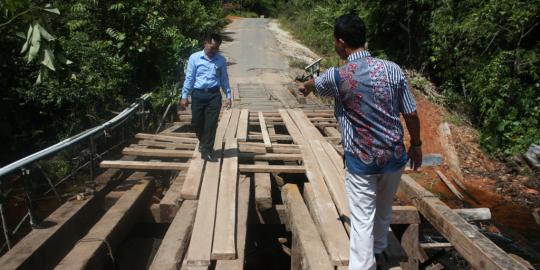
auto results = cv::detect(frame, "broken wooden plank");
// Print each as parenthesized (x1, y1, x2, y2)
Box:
(398, 175, 528, 270)
(282, 184, 334, 270)
(215, 176, 250, 269)
(435, 170, 464, 200)
(100, 160, 189, 171)
(236, 109, 249, 142)
(122, 147, 194, 158)
(238, 164, 305, 173)
(212, 139, 239, 260)
(136, 133, 198, 144)
(149, 200, 198, 270)
(55, 177, 155, 270)
(181, 143, 206, 200)
(258, 112, 272, 149)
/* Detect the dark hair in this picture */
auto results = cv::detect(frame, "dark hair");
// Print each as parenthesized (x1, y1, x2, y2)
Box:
(334, 13, 366, 48)
(204, 33, 222, 44)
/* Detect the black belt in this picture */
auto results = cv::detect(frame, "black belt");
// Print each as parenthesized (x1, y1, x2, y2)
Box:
(194, 86, 220, 92)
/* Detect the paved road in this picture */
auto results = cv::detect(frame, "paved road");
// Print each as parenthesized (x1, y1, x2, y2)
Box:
(220, 18, 318, 110)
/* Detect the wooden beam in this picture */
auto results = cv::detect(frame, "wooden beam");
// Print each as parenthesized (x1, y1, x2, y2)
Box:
(160, 132, 197, 138)
(224, 109, 240, 141)
(258, 112, 272, 149)
(280, 109, 349, 266)
(157, 169, 187, 223)
(136, 133, 198, 144)
(215, 176, 251, 269)
(100, 160, 189, 170)
(398, 175, 528, 270)
(400, 224, 420, 270)
(122, 147, 194, 158)
(309, 140, 349, 232)
(55, 177, 154, 270)
(185, 111, 231, 267)
(238, 164, 305, 173)
(282, 184, 334, 269)
(149, 201, 198, 270)
(254, 161, 272, 211)
(248, 134, 292, 141)
(303, 183, 349, 266)
(236, 109, 249, 142)
(238, 152, 302, 161)
(137, 140, 197, 150)
(212, 139, 239, 260)
(391, 206, 421, 224)
(181, 143, 206, 200)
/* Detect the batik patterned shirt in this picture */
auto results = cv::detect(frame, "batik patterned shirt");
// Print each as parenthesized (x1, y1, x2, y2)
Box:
(314, 50, 417, 175)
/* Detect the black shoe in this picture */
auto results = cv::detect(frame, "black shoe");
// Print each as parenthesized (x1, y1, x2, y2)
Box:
(203, 153, 218, 162)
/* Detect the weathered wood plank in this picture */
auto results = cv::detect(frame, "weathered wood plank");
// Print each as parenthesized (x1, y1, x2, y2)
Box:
(149, 200, 198, 270)
(280, 109, 350, 266)
(400, 224, 420, 270)
(137, 140, 197, 150)
(238, 164, 305, 173)
(212, 139, 239, 260)
(224, 109, 240, 141)
(248, 134, 292, 141)
(254, 161, 272, 211)
(158, 169, 187, 223)
(181, 143, 206, 200)
(55, 177, 154, 270)
(122, 147, 194, 158)
(391, 206, 421, 224)
(136, 133, 198, 144)
(100, 160, 189, 170)
(282, 184, 334, 270)
(435, 170, 464, 200)
(398, 175, 528, 270)
(185, 111, 231, 267)
(238, 152, 303, 161)
(236, 109, 249, 142)
(258, 112, 272, 149)
(215, 176, 250, 269)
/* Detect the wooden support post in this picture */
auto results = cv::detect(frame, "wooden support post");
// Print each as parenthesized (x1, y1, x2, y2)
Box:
(282, 184, 334, 270)
(400, 224, 420, 270)
(149, 201, 198, 270)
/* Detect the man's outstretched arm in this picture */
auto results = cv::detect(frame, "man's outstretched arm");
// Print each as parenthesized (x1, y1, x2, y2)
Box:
(403, 111, 422, 170)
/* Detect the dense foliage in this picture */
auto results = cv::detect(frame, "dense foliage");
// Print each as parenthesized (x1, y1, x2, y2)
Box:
(273, 0, 540, 157)
(0, 0, 226, 164)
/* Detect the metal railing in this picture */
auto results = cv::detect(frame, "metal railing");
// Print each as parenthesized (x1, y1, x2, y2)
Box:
(0, 92, 153, 252)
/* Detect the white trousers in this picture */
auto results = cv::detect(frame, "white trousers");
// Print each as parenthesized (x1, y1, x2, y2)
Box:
(345, 168, 404, 270)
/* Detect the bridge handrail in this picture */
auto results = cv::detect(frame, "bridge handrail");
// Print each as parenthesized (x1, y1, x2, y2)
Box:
(0, 92, 152, 179)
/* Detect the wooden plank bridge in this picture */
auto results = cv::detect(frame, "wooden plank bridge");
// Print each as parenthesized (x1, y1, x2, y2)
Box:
(0, 90, 530, 269)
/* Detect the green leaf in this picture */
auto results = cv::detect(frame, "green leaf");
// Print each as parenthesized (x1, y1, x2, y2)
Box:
(20, 24, 33, 54)
(27, 23, 41, 63)
(43, 8, 60, 15)
(41, 48, 56, 71)
(39, 26, 56, 42)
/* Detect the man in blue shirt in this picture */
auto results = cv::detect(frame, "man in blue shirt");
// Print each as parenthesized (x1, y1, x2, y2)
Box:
(180, 33, 232, 162)
(298, 14, 422, 270)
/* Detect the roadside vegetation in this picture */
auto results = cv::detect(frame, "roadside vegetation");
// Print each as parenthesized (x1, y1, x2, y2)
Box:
(0, 0, 227, 165)
(257, 0, 539, 159)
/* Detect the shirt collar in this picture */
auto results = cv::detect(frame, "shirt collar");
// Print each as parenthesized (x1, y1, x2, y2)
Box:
(200, 50, 218, 61)
(347, 50, 371, 62)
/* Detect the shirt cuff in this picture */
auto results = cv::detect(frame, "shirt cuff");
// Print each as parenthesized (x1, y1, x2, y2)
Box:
(181, 89, 189, 99)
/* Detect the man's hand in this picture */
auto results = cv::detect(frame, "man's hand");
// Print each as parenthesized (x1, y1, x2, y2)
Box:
(225, 98, 232, 109)
(298, 78, 316, 97)
(408, 146, 422, 171)
(179, 98, 189, 111)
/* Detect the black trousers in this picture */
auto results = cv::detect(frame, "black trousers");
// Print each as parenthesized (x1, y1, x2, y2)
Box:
(191, 90, 222, 154)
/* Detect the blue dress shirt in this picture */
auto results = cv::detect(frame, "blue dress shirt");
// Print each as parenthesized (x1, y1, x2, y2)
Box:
(181, 50, 231, 99)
